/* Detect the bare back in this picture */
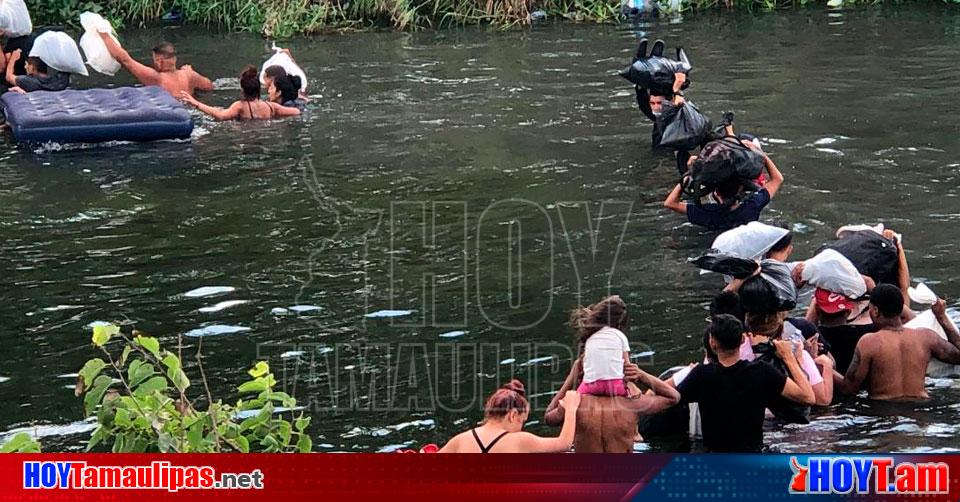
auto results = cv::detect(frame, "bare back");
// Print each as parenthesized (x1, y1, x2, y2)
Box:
(573, 395, 638, 453)
(155, 69, 203, 97)
(853, 328, 937, 400)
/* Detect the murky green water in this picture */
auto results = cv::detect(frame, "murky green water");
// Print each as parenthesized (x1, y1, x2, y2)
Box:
(2, 5, 960, 452)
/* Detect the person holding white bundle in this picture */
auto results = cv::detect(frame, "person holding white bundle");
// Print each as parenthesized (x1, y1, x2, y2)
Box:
(5, 31, 87, 93)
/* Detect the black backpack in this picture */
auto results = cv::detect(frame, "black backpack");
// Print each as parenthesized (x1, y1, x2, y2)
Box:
(751, 342, 811, 425)
(818, 230, 899, 285)
(684, 136, 765, 200)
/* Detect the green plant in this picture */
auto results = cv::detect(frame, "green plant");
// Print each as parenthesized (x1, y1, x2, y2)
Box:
(77, 323, 312, 453)
(0, 433, 41, 453)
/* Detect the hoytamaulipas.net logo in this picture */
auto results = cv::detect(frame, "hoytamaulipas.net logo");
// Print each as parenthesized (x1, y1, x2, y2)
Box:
(789, 456, 949, 495)
(23, 461, 264, 491)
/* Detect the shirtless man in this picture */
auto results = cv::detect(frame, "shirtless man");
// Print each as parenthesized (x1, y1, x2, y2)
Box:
(834, 284, 960, 401)
(97, 32, 213, 98)
(543, 358, 679, 453)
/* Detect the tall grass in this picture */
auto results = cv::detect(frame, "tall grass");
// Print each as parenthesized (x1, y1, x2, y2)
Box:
(25, 0, 957, 36)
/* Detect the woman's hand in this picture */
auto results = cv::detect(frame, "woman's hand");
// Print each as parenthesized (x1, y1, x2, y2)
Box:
(178, 91, 199, 107)
(773, 339, 798, 362)
(559, 390, 581, 412)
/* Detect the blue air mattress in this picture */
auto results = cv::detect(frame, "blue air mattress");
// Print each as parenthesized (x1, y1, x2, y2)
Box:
(1, 86, 193, 144)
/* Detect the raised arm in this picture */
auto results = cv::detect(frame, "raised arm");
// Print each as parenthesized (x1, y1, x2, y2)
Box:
(663, 183, 687, 215)
(775, 340, 815, 406)
(543, 358, 580, 427)
(98, 32, 159, 86)
(761, 154, 784, 198)
(626, 368, 680, 415)
(930, 299, 960, 364)
(5, 49, 19, 86)
(184, 64, 214, 93)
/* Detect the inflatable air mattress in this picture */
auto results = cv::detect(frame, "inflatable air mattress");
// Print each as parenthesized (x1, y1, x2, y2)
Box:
(1, 86, 193, 143)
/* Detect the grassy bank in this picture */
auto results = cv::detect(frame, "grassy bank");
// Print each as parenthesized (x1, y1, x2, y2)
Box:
(25, 0, 959, 36)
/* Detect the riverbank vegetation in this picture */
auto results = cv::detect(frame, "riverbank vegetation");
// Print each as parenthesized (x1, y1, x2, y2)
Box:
(28, 0, 957, 36)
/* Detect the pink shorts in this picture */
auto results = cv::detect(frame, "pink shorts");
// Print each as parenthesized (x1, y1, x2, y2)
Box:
(577, 378, 628, 397)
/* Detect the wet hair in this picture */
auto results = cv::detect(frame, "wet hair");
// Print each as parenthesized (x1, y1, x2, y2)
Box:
(263, 65, 287, 82)
(26, 56, 47, 74)
(152, 42, 177, 58)
(240, 66, 261, 100)
(715, 178, 742, 201)
(870, 284, 904, 319)
(483, 379, 528, 420)
(745, 311, 786, 337)
(274, 74, 302, 103)
(710, 291, 744, 323)
(569, 295, 629, 347)
(767, 233, 793, 256)
(709, 314, 744, 351)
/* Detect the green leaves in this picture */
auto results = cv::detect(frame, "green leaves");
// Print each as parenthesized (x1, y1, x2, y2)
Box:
(83, 375, 113, 416)
(135, 336, 161, 359)
(77, 326, 312, 453)
(161, 354, 190, 392)
(0, 432, 40, 453)
(92, 324, 119, 347)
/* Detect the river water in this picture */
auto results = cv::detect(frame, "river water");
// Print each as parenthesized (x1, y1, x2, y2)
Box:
(2, 6, 959, 453)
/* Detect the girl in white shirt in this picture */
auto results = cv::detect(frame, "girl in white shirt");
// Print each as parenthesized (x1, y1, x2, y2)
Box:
(571, 295, 633, 397)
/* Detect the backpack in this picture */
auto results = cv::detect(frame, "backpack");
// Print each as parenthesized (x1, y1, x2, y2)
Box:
(751, 342, 811, 425)
(684, 136, 765, 200)
(818, 230, 899, 285)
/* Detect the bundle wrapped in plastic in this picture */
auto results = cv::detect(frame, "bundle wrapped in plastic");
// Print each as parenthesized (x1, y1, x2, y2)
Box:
(905, 309, 960, 378)
(712, 222, 790, 261)
(819, 227, 898, 285)
(79, 12, 120, 76)
(684, 137, 765, 200)
(690, 251, 759, 279)
(260, 45, 307, 92)
(801, 249, 867, 299)
(739, 260, 797, 314)
(619, 46, 691, 96)
(656, 100, 711, 151)
(0, 0, 32, 38)
(29, 31, 88, 76)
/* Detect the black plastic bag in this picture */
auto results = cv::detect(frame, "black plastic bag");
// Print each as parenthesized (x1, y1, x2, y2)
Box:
(819, 230, 899, 285)
(684, 136, 765, 199)
(656, 100, 712, 151)
(739, 260, 797, 314)
(690, 251, 760, 279)
(752, 344, 811, 424)
(620, 52, 691, 96)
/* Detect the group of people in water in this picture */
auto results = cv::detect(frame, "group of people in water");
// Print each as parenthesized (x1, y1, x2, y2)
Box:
(0, 4, 308, 123)
(436, 39, 960, 453)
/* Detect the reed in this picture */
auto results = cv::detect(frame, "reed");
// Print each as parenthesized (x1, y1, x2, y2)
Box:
(25, 0, 954, 36)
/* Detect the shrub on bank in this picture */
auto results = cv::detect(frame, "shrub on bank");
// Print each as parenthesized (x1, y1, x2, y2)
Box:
(27, 0, 956, 36)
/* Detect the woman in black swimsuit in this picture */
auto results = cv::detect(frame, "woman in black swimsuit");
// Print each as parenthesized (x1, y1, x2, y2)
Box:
(180, 66, 300, 121)
(438, 379, 581, 453)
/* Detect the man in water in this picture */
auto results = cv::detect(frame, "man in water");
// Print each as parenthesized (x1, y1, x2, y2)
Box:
(97, 32, 212, 98)
(543, 358, 679, 453)
(676, 314, 815, 452)
(834, 285, 960, 401)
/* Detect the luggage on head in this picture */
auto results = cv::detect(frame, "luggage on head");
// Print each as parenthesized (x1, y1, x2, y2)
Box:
(739, 260, 797, 314)
(79, 12, 120, 76)
(0, 0, 32, 38)
(800, 249, 868, 299)
(819, 227, 899, 285)
(684, 136, 765, 200)
(711, 222, 790, 261)
(620, 38, 691, 96)
(29, 31, 88, 76)
(260, 44, 308, 92)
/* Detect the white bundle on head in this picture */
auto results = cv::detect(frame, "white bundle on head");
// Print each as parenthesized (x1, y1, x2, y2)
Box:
(29, 31, 89, 76)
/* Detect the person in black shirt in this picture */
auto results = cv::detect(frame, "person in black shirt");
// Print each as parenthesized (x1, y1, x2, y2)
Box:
(677, 315, 815, 452)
